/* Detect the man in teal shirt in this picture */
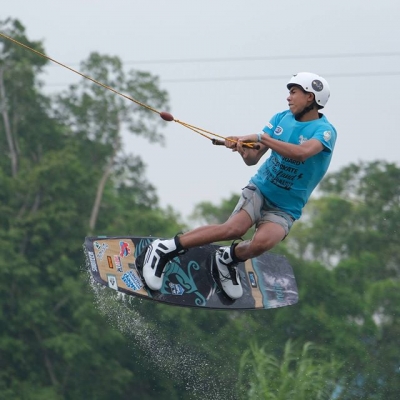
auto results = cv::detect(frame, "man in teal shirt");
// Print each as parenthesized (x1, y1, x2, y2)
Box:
(251, 106, 336, 220)
(138, 72, 337, 300)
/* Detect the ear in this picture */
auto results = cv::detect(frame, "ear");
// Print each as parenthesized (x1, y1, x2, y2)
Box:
(307, 92, 316, 104)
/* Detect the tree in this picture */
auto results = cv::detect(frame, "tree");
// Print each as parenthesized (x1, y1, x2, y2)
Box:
(54, 51, 171, 232)
(0, 18, 48, 177)
(288, 161, 400, 269)
(0, 18, 187, 399)
(285, 161, 400, 399)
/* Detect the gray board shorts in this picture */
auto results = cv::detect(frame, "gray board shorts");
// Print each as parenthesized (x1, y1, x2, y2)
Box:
(231, 184, 295, 236)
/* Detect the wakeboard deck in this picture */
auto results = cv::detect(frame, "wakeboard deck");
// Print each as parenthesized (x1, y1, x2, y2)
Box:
(84, 236, 299, 310)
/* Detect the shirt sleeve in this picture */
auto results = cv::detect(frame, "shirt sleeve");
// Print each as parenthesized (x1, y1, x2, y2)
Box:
(262, 111, 287, 136)
(312, 126, 337, 153)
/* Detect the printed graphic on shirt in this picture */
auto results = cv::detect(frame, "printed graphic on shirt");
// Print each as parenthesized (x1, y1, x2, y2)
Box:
(264, 155, 303, 191)
(323, 130, 331, 142)
(298, 135, 308, 144)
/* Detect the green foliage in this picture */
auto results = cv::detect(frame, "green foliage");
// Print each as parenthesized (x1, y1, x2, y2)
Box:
(239, 340, 340, 399)
(288, 161, 400, 269)
(0, 18, 186, 400)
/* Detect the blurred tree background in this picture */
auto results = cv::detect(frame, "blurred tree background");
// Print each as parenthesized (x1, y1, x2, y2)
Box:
(0, 18, 399, 400)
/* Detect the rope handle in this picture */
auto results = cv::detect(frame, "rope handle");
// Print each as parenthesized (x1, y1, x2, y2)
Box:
(211, 139, 260, 150)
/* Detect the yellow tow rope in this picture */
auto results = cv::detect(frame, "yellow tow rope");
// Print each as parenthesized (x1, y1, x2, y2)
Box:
(0, 32, 258, 149)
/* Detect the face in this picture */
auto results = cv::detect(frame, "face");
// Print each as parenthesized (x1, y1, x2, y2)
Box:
(287, 86, 314, 115)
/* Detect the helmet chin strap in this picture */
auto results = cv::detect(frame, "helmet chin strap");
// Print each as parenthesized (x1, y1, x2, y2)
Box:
(294, 103, 316, 120)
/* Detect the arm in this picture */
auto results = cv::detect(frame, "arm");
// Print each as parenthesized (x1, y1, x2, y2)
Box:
(225, 136, 270, 166)
(238, 133, 324, 162)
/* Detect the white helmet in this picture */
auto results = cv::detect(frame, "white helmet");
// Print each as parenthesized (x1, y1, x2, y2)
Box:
(287, 72, 330, 108)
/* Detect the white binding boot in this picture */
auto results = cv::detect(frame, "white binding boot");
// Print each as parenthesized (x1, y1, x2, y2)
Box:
(214, 244, 243, 300)
(139, 236, 186, 291)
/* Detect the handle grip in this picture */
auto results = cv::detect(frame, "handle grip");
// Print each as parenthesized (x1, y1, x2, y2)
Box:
(211, 139, 260, 150)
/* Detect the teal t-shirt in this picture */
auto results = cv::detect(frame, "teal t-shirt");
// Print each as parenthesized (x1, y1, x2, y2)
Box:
(250, 110, 337, 220)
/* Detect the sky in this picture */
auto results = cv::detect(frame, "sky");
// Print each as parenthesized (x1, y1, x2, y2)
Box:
(4, 0, 400, 222)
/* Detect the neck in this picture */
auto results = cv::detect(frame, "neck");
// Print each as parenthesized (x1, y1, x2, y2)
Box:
(296, 108, 320, 122)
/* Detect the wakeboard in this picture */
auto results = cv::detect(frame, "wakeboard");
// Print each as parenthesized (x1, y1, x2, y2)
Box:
(84, 236, 298, 310)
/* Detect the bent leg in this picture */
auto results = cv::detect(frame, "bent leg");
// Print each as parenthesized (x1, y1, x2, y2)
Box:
(234, 221, 286, 260)
(179, 209, 253, 249)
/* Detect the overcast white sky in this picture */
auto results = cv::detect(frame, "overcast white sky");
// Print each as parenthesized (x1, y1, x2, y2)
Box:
(5, 0, 400, 221)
